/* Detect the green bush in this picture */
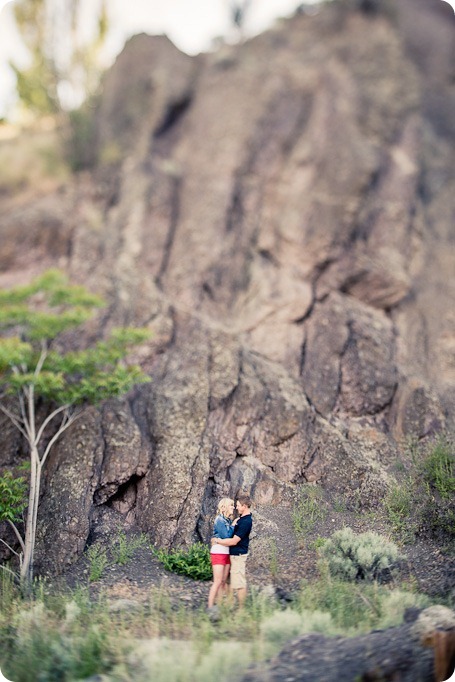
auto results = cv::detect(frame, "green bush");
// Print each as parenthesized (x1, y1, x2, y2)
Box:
(422, 438, 455, 499)
(384, 483, 416, 542)
(153, 542, 212, 581)
(383, 436, 455, 544)
(298, 575, 429, 631)
(0, 471, 27, 524)
(299, 577, 379, 629)
(321, 527, 402, 583)
(86, 544, 108, 582)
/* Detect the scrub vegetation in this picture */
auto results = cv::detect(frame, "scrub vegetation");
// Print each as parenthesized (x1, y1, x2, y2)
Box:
(292, 484, 326, 545)
(384, 436, 455, 545)
(0, 566, 433, 682)
(153, 543, 213, 581)
(320, 527, 402, 583)
(86, 533, 149, 582)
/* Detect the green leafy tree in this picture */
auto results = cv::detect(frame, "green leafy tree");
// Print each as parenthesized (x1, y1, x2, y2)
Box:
(11, 0, 108, 115)
(0, 270, 150, 585)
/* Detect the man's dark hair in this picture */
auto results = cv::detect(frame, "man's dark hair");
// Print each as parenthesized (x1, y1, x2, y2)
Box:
(237, 493, 252, 507)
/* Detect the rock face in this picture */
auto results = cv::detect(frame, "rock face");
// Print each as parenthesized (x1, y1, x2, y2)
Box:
(0, 0, 454, 573)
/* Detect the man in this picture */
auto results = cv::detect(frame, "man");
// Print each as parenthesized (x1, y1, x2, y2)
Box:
(212, 493, 253, 607)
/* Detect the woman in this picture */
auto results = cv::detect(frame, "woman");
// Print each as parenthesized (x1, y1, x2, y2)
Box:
(207, 497, 235, 610)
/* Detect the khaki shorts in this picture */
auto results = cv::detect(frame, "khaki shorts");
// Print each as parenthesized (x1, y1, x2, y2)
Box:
(230, 554, 248, 589)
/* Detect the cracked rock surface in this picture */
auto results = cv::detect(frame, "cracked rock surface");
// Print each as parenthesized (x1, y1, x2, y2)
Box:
(0, 0, 454, 574)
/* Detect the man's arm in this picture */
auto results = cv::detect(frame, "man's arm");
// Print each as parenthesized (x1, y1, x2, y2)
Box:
(212, 534, 241, 546)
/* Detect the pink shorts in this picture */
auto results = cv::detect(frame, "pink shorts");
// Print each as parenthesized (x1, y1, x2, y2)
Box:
(210, 553, 231, 566)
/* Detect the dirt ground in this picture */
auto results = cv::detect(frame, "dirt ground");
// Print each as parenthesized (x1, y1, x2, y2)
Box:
(56, 497, 454, 611)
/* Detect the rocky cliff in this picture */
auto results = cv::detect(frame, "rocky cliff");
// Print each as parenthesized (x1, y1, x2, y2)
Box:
(0, 0, 454, 575)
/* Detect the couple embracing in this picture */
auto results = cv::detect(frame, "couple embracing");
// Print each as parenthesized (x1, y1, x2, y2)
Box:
(207, 493, 252, 611)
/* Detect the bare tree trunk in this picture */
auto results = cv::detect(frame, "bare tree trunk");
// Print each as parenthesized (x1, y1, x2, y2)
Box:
(20, 446, 40, 586)
(19, 404, 75, 587)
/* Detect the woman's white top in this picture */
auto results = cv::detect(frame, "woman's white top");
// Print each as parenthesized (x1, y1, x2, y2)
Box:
(210, 542, 229, 555)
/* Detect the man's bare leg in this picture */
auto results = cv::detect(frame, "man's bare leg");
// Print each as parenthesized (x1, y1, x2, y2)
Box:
(237, 587, 247, 608)
(217, 564, 231, 603)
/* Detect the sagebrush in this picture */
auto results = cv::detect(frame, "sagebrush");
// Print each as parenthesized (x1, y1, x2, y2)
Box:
(321, 527, 402, 582)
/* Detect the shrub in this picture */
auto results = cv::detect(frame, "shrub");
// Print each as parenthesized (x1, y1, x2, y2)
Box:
(86, 544, 108, 582)
(260, 609, 334, 646)
(298, 576, 429, 632)
(422, 437, 455, 499)
(153, 542, 212, 581)
(0, 471, 27, 524)
(292, 485, 326, 542)
(111, 531, 147, 566)
(383, 436, 455, 544)
(321, 527, 402, 583)
(299, 577, 378, 630)
(419, 496, 455, 541)
(384, 483, 416, 542)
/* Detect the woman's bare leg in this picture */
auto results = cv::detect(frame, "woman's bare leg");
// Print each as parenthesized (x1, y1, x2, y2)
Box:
(208, 564, 224, 608)
(218, 563, 231, 603)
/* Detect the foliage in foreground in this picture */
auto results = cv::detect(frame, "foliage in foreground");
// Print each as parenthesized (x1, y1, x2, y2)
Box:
(0, 579, 126, 682)
(0, 570, 432, 682)
(153, 542, 213, 581)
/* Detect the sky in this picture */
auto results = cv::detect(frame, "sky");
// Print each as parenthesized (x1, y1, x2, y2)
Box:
(0, 0, 307, 118)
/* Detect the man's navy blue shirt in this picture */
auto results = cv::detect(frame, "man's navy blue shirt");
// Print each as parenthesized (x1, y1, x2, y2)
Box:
(230, 514, 252, 555)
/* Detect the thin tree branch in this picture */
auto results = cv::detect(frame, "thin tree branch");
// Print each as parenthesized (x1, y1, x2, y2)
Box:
(27, 384, 36, 444)
(40, 409, 82, 467)
(19, 388, 34, 444)
(34, 339, 48, 376)
(0, 403, 28, 440)
(7, 519, 25, 553)
(0, 537, 21, 557)
(35, 403, 71, 446)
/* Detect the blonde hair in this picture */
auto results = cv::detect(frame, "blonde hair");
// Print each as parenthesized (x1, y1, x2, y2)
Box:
(217, 497, 234, 517)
